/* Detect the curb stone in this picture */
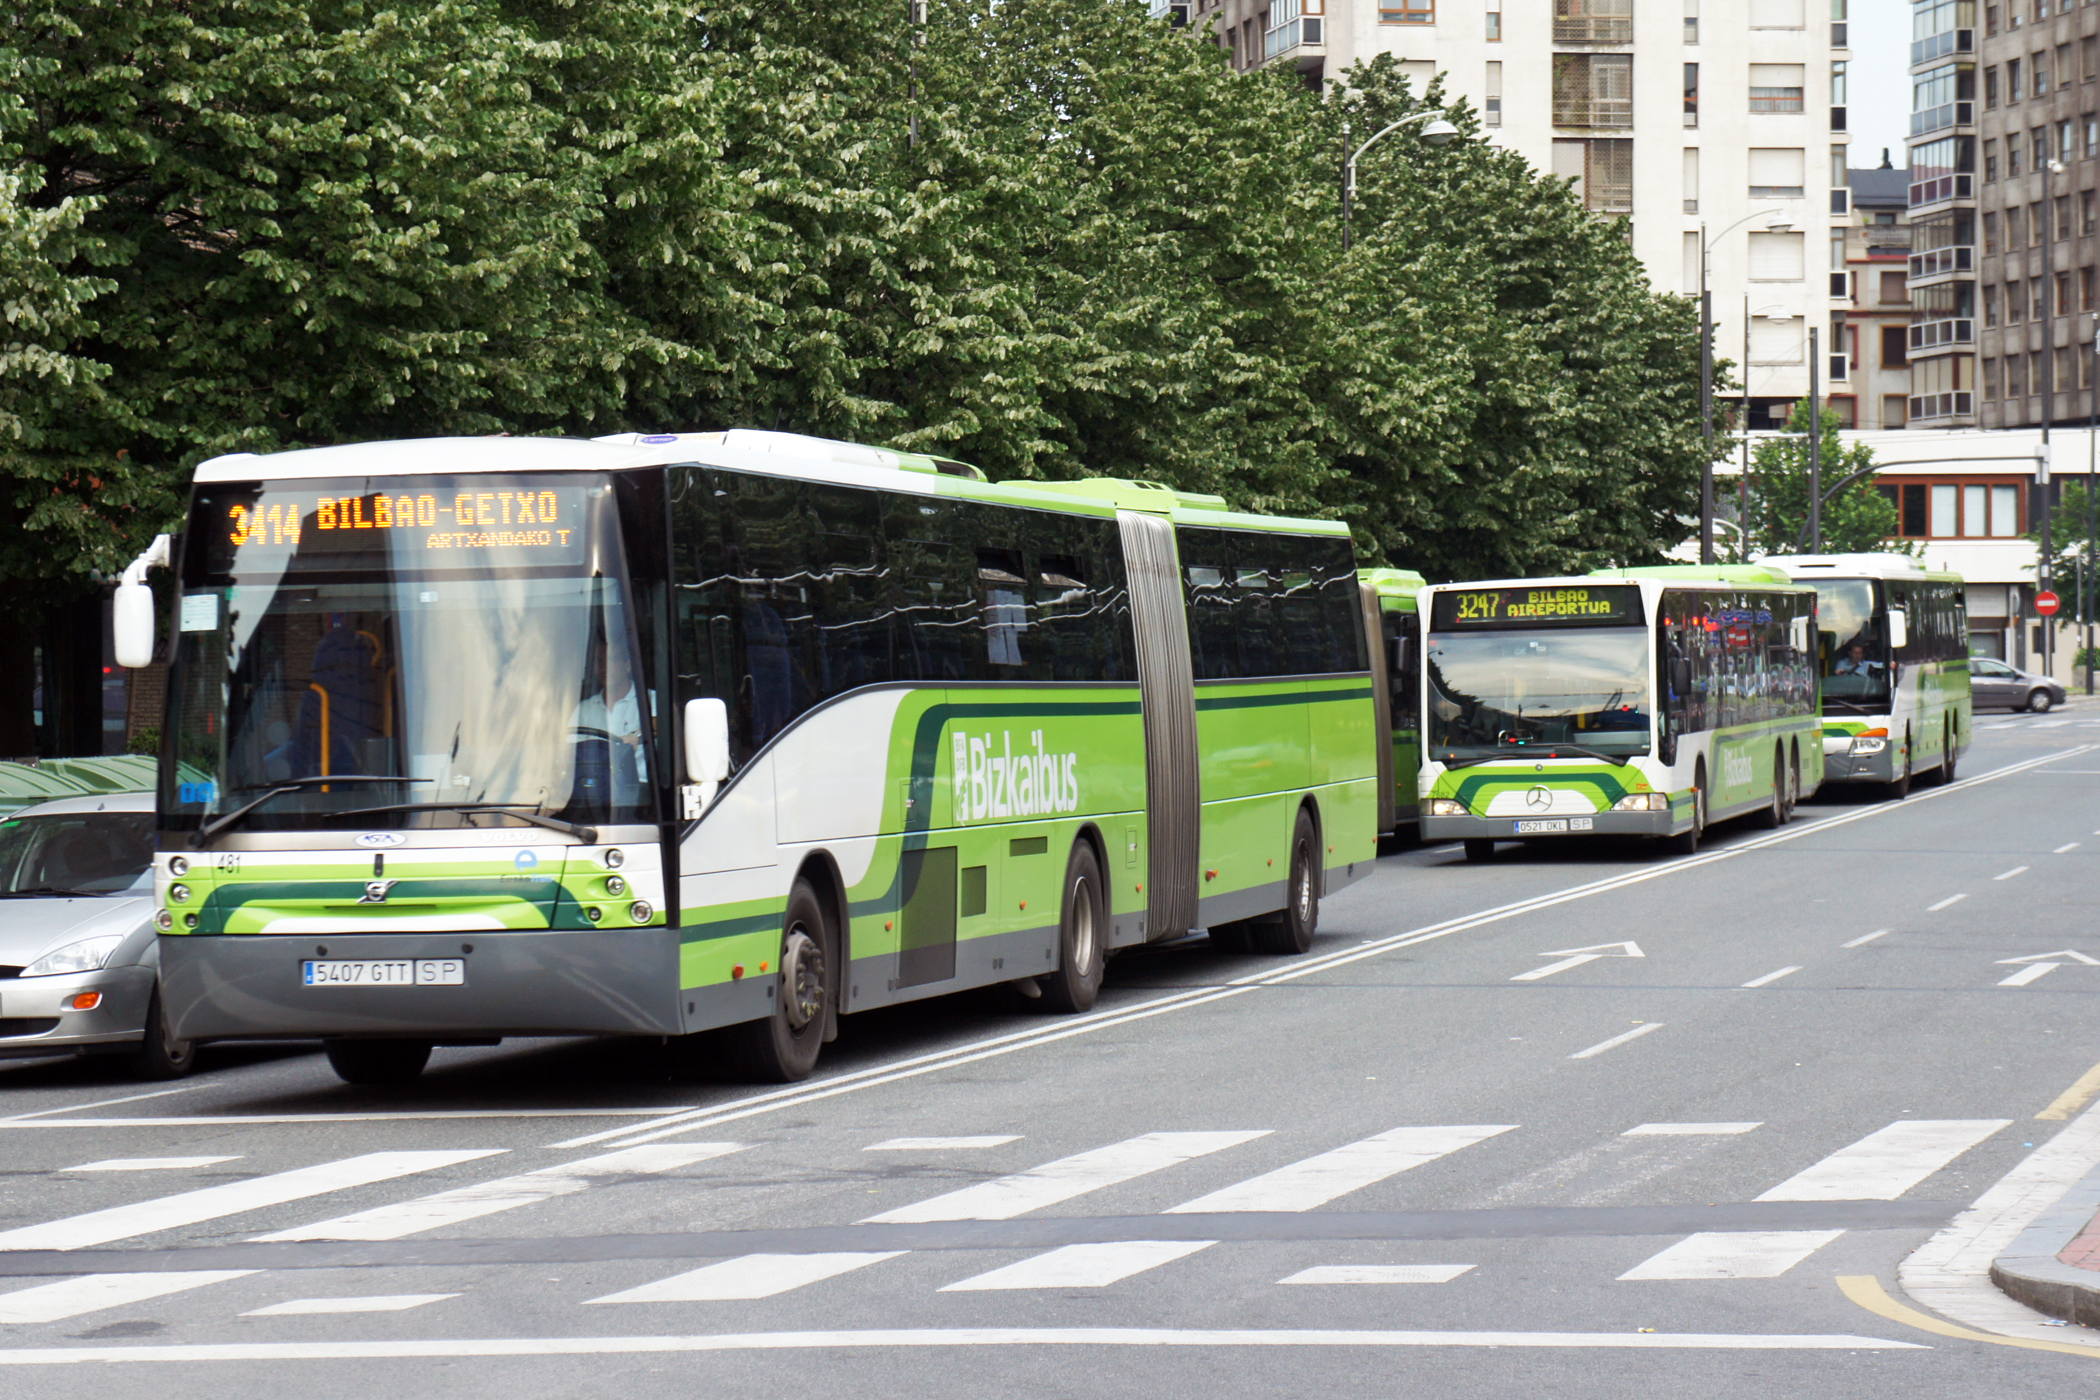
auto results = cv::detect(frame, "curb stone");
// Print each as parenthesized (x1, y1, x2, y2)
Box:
(1990, 1158, 2100, 1327)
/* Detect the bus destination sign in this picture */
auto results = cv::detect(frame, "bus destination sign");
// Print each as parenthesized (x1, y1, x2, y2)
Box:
(1431, 584, 1644, 631)
(202, 479, 594, 573)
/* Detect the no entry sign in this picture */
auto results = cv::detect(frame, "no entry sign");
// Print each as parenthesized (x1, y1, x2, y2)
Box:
(2037, 590, 2062, 616)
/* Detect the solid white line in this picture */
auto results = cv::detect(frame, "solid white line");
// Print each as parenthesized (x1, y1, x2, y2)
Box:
(864, 1137, 1020, 1151)
(1623, 1123, 1762, 1136)
(252, 1144, 739, 1242)
(2055, 843, 2082, 854)
(1741, 966, 1802, 989)
(1926, 893, 1969, 912)
(585, 1254, 904, 1303)
(1, 1109, 693, 1130)
(0, 1271, 256, 1325)
(0, 1087, 202, 1123)
(1617, 1231, 1847, 1281)
(1756, 1121, 2008, 1202)
(1569, 1024, 1664, 1060)
(940, 1240, 1216, 1291)
(554, 744, 2095, 1155)
(0, 1328, 1929, 1362)
(64, 1157, 241, 1173)
(1997, 963, 2058, 988)
(0, 1151, 502, 1252)
(864, 1132, 1268, 1224)
(1280, 1265, 1475, 1285)
(1994, 866, 2030, 881)
(1165, 1126, 1517, 1214)
(243, 1295, 457, 1316)
(1841, 930, 1890, 948)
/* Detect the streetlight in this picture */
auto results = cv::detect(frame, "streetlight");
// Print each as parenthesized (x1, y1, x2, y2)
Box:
(1340, 112, 1461, 253)
(2041, 156, 2066, 680)
(1700, 210, 1793, 564)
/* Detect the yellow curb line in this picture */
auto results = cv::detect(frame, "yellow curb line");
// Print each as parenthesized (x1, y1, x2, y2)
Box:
(1837, 1276, 2100, 1360)
(2038, 1061, 2100, 1121)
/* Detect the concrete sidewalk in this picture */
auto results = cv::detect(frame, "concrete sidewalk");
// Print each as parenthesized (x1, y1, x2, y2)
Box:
(1991, 1160, 2100, 1328)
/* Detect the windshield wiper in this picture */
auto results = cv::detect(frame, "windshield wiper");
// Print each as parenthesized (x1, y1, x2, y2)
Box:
(1438, 742, 1634, 769)
(0, 886, 108, 899)
(319, 802, 599, 844)
(190, 775, 430, 849)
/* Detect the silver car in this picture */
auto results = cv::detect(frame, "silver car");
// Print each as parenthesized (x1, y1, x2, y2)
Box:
(0, 791, 192, 1077)
(1968, 656, 2069, 713)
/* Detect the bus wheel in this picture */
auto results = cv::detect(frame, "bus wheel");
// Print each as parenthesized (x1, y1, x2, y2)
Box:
(723, 880, 829, 1082)
(1751, 745, 1786, 829)
(325, 1038, 432, 1086)
(1038, 842, 1106, 1012)
(1941, 723, 1957, 785)
(1208, 921, 1256, 954)
(1462, 839, 1497, 862)
(1666, 770, 1705, 855)
(1886, 735, 1912, 800)
(1251, 809, 1321, 955)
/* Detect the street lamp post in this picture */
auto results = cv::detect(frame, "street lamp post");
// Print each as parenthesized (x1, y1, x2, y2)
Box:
(2042, 159, 2065, 680)
(1700, 210, 1792, 563)
(1809, 323, 1822, 552)
(1341, 112, 1460, 253)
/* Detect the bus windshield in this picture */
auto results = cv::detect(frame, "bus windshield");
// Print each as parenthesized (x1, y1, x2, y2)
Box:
(1425, 627, 1653, 760)
(1815, 578, 1890, 711)
(166, 474, 656, 833)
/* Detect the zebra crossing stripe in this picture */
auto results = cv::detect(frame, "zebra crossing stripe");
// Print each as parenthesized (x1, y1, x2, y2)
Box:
(1755, 1121, 2008, 1202)
(863, 1131, 1268, 1224)
(0, 1271, 256, 1325)
(1617, 1231, 1846, 1281)
(585, 1253, 905, 1304)
(938, 1241, 1215, 1291)
(1164, 1126, 1517, 1215)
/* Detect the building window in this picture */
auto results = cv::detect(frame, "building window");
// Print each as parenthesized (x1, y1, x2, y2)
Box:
(2059, 194, 2072, 240)
(1378, 0, 1434, 22)
(1750, 63, 1806, 112)
(1487, 61, 1503, 125)
(1986, 283, 2001, 325)
(1685, 0, 1699, 42)
(1685, 63, 1698, 125)
(2088, 115, 2099, 157)
(1551, 138, 1635, 213)
(2008, 205, 2024, 245)
(1987, 66, 2001, 107)
(1881, 270, 1909, 304)
(1553, 0, 1631, 40)
(1748, 146, 1804, 197)
(2009, 137, 2022, 175)
(2033, 280, 2047, 318)
(2031, 200, 2045, 247)
(2008, 278, 2025, 321)
(2008, 356, 2026, 397)
(1985, 139, 1999, 181)
(1487, 0, 1502, 38)
(1747, 0, 1805, 26)
(1982, 358, 1999, 402)
(1882, 325, 1909, 366)
(2033, 129, 2049, 169)
(1984, 210, 1999, 252)
(2085, 190, 2096, 233)
(2036, 50, 2051, 97)
(2009, 57, 2022, 100)
(1554, 54, 1634, 127)
(1893, 482, 2023, 539)
(2087, 35, 2098, 81)
(1683, 146, 1698, 211)
(2059, 271, 2074, 315)
(1747, 229, 1806, 280)
(1930, 484, 1959, 535)
(2084, 267, 2096, 311)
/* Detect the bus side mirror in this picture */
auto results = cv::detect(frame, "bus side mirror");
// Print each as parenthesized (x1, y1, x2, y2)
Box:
(113, 534, 172, 669)
(1887, 609, 1908, 652)
(681, 698, 731, 819)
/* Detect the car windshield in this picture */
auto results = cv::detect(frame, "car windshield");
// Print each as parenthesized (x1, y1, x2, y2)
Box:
(1424, 626, 1653, 760)
(0, 812, 155, 895)
(1815, 578, 1890, 710)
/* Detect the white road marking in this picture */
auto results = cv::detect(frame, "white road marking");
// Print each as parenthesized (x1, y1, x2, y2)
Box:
(0, 1087, 203, 1122)
(1741, 966, 1802, 989)
(0, 1328, 1929, 1361)
(1166, 1126, 1517, 1214)
(2055, 843, 2082, 854)
(585, 1253, 904, 1303)
(243, 1295, 457, 1316)
(64, 1157, 241, 1172)
(940, 1240, 1215, 1291)
(1623, 1123, 1762, 1136)
(1511, 942, 1645, 983)
(0, 1151, 502, 1252)
(1569, 1024, 1664, 1060)
(1280, 1265, 1474, 1284)
(1993, 866, 2030, 881)
(1926, 893, 1968, 912)
(252, 1145, 738, 1242)
(545, 745, 2088, 1156)
(1998, 963, 2061, 987)
(1841, 930, 1890, 948)
(864, 1132, 1268, 1224)
(864, 1137, 1019, 1151)
(1756, 1120, 2008, 1201)
(1618, 1231, 1847, 1281)
(1, 1109, 693, 1130)
(0, 1271, 256, 1324)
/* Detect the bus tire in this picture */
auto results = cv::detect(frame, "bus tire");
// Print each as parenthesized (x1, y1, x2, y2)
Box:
(1251, 809, 1321, 956)
(1750, 745, 1786, 829)
(1941, 724, 1957, 785)
(1666, 768, 1705, 856)
(325, 1038, 432, 1086)
(722, 880, 829, 1082)
(1886, 734, 1912, 800)
(1462, 839, 1497, 862)
(1038, 842, 1106, 1013)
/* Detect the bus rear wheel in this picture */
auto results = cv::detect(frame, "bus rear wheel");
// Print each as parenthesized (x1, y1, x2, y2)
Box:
(1751, 744, 1787, 829)
(1037, 842, 1106, 1013)
(325, 1038, 432, 1086)
(1250, 809, 1321, 956)
(1666, 769, 1705, 856)
(722, 880, 830, 1082)
(1886, 734, 1912, 800)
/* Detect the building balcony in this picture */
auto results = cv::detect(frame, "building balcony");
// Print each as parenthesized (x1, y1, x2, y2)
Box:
(1263, 15, 1324, 62)
(1909, 389, 1976, 420)
(1910, 101, 1974, 137)
(1553, 99, 1633, 129)
(1910, 29, 1974, 65)
(1910, 317, 1975, 352)
(1553, 17, 1633, 42)
(1909, 173, 1974, 209)
(1862, 227, 1912, 250)
(1909, 245, 1974, 281)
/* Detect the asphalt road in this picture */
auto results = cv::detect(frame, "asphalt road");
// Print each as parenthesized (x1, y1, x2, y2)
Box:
(4, 706, 2100, 1396)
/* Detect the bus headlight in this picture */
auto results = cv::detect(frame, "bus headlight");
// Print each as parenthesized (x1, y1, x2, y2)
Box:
(167, 856, 189, 877)
(1849, 736, 1888, 755)
(1612, 793, 1670, 811)
(1427, 799, 1468, 817)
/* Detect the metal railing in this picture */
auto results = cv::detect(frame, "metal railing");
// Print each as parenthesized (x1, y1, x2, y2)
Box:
(1553, 15, 1633, 41)
(1553, 97, 1633, 128)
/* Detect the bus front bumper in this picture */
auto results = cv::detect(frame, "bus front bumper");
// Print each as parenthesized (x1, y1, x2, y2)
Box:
(1421, 811, 1678, 841)
(159, 929, 684, 1042)
(1821, 737, 1896, 784)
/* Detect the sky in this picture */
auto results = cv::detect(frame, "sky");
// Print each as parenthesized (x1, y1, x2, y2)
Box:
(1849, 0, 1911, 173)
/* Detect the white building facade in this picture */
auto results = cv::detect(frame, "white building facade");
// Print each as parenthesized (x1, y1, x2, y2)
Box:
(1167, 0, 1850, 431)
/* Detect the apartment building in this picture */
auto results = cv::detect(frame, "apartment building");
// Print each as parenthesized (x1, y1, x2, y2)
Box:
(1164, 0, 1849, 430)
(1964, 0, 2100, 431)
(1842, 160, 1914, 429)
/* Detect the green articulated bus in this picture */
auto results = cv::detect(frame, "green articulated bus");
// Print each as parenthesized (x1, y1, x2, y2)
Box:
(1760, 553, 1973, 797)
(123, 431, 1385, 1085)
(1416, 566, 1825, 860)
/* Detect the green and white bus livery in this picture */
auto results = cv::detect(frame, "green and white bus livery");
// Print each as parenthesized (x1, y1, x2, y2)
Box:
(1760, 553, 1973, 796)
(118, 431, 1381, 1084)
(1360, 567, 1427, 839)
(1416, 567, 1824, 858)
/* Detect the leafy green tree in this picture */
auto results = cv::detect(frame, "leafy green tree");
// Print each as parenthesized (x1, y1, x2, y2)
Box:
(1738, 402, 1904, 560)
(2026, 479, 2100, 626)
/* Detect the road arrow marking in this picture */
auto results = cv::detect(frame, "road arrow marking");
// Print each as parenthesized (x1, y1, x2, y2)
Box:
(1513, 942, 1645, 982)
(1996, 951, 2100, 964)
(1995, 951, 2098, 987)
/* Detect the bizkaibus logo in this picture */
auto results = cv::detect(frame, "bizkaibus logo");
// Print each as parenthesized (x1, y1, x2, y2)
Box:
(952, 729, 1080, 822)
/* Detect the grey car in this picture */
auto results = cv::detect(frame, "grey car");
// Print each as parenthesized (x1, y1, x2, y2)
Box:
(0, 791, 192, 1078)
(1968, 656, 2069, 713)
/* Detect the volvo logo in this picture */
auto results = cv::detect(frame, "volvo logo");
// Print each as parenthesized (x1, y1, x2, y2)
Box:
(1525, 786, 1554, 811)
(354, 833, 407, 848)
(359, 879, 399, 904)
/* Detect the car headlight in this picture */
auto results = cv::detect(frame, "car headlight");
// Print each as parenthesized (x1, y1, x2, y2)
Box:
(1426, 799, 1468, 817)
(1611, 792, 1670, 811)
(1849, 736, 1887, 755)
(21, 934, 126, 978)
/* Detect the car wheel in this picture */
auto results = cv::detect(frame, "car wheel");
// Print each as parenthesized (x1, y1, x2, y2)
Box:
(2029, 688, 2055, 714)
(125, 986, 195, 1082)
(324, 1038, 432, 1086)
